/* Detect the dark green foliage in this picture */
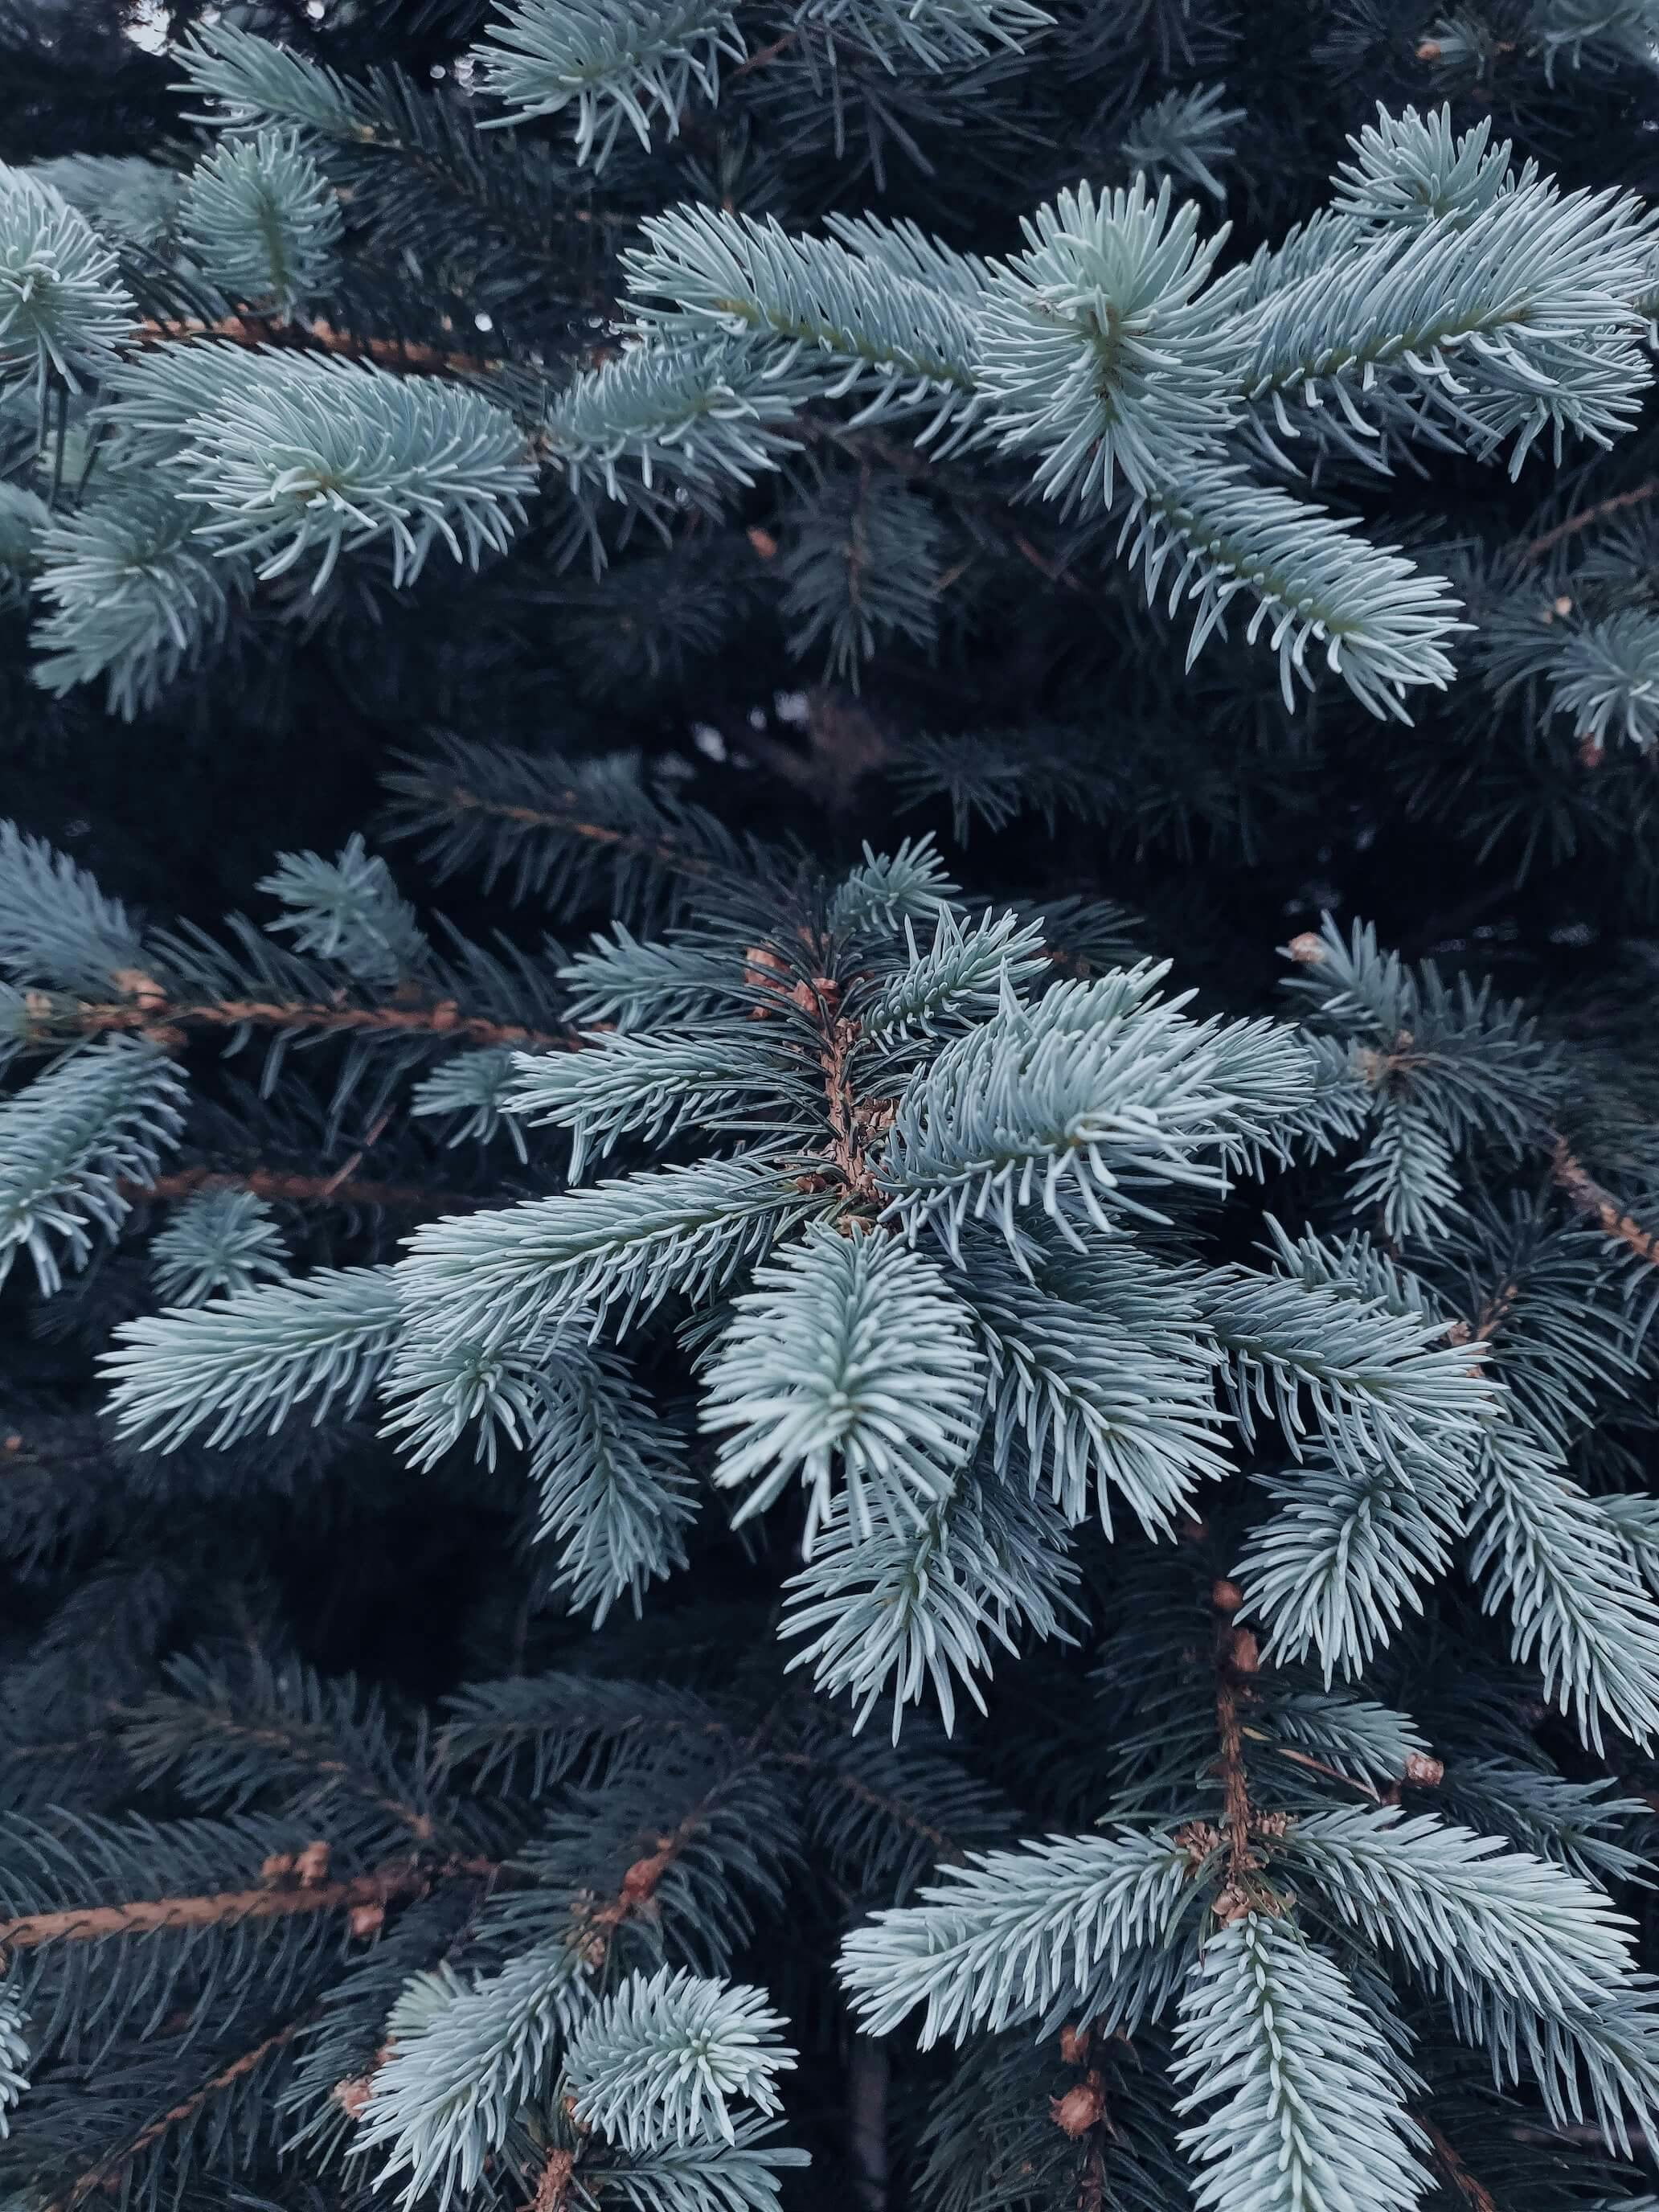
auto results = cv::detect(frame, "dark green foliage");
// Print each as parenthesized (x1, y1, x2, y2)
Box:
(10, 3, 1659, 2211)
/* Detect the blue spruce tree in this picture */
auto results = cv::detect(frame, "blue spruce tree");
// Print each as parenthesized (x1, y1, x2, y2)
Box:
(6, 4, 1659, 2210)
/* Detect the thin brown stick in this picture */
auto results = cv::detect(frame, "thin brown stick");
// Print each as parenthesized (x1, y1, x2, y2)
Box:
(1263, 1739, 1383, 1804)
(1419, 2116, 1499, 2212)
(120, 1166, 485, 1214)
(0, 1855, 494, 1954)
(1445, 1278, 1521, 1349)
(136, 312, 502, 379)
(436, 781, 722, 879)
(1550, 1139, 1659, 1264)
(1520, 479, 1659, 563)
(49, 2020, 304, 2212)
(63, 993, 569, 1053)
(729, 30, 800, 76)
(115, 1706, 436, 1838)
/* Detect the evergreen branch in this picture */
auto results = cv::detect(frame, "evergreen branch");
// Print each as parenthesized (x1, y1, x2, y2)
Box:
(179, 127, 341, 319)
(1521, 478, 1659, 562)
(0, 820, 149, 997)
(356, 1807, 710, 2204)
(1123, 469, 1465, 722)
(381, 736, 759, 920)
(838, 1829, 1198, 2044)
(978, 177, 1240, 507)
(103, 1265, 403, 1452)
(968, 1239, 1230, 1538)
(148, 1186, 289, 1305)
(134, 312, 505, 378)
(780, 1477, 1079, 1737)
(703, 1225, 985, 1546)
(1417, 2118, 1498, 2212)
(1284, 1804, 1643, 2022)
(0, 165, 135, 401)
(1550, 1140, 1659, 1264)
(0, 1858, 489, 1952)
(879, 969, 1313, 1259)
(121, 1166, 485, 1214)
(472, 0, 746, 167)
(396, 1156, 825, 1352)
(1171, 1912, 1431, 2212)
(0, 1038, 186, 1294)
(170, 350, 537, 592)
(45, 2019, 304, 2212)
(412, 776, 723, 879)
(46, 989, 570, 1053)
(563, 1967, 794, 2151)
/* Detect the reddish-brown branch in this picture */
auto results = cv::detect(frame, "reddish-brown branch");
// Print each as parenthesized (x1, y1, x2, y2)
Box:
(730, 30, 800, 76)
(1550, 1140, 1659, 1265)
(0, 1855, 494, 1954)
(1265, 1740, 1383, 1803)
(1215, 1669, 1253, 1878)
(50, 2020, 304, 2212)
(1521, 479, 1659, 563)
(570, 1808, 708, 1972)
(435, 781, 722, 879)
(57, 993, 569, 1054)
(789, 1758, 962, 1862)
(529, 2150, 578, 2212)
(120, 1166, 485, 1214)
(136, 312, 502, 379)
(1419, 2116, 1498, 2212)
(1445, 1277, 1520, 1349)
(1207, 1581, 1284, 1920)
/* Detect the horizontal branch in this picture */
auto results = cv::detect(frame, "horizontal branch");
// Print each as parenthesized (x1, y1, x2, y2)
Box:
(0, 1854, 495, 1953)
(1521, 478, 1659, 563)
(136, 312, 502, 379)
(121, 1166, 486, 1214)
(434, 780, 722, 879)
(53, 993, 569, 1053)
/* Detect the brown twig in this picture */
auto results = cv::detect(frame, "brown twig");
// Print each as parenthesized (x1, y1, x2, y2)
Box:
(1550, 1138, 1659, 1265)
(1214, 1643, 1255, 1881)
(58, 993, 569, 1054)
(136, 312, 502, 379)
(0, 1854, 494, 1955)
(571, 1809, 707, 1968)
(119, 1166, 486, 1214)
(1519, 479, 1659, 564)
(1206, 1581, 1286, 1921)
(436, 782, 723, 880)
(1260, 1739, 1383, 1804)
(1445, 1277, 1521, 1348)
(1419, 2116, 1499, 2212)
(729, 30, 800, 76)
(48, 2020, 304, 2212)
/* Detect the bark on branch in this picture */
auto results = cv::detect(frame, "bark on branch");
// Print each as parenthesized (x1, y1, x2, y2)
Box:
(121, 1166, 486, 1214)
(1550, 1139, 1659, 1265)
(48, 2020, 305, 2212)
(51, 993, 569, 1054)
(136, 312, 502, 379)
(0, 1854, 494, 1954)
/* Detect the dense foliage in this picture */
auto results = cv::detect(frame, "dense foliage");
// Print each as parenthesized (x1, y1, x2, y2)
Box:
(9, 3, 1659, 2210)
